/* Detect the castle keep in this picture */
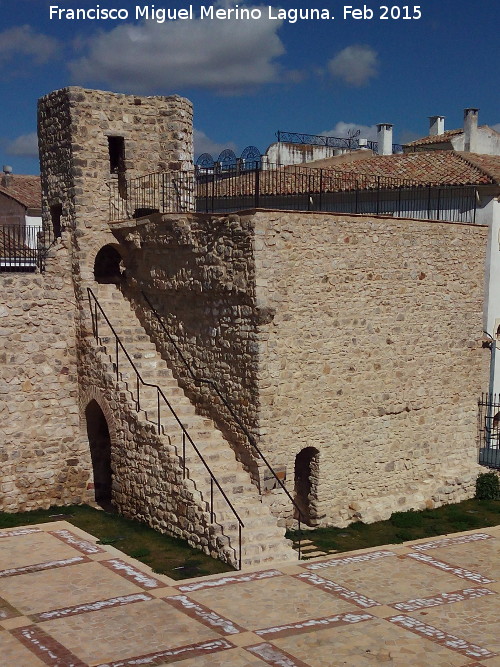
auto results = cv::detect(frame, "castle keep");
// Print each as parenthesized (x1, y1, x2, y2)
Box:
(0, 87, 489, 568)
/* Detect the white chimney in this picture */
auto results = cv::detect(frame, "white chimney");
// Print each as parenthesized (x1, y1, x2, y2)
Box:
(463, 108, 479, 152)
(376, 123, 393, 155)
(429, 115, 445, 136)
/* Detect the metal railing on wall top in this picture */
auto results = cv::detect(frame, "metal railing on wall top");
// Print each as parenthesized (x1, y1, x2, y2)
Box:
(109, 164, 478, 225)
(0, 225, 54, 273)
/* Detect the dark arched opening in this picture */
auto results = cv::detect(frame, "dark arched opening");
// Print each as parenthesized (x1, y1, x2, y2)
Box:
(85, 400, 113, 508)
(94, 245, 124, 284)
(294, 447, 320, 526)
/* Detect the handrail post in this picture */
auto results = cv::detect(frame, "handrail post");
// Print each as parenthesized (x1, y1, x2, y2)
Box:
(136, 376, 140, 411)
(115, 339, 119, 381)
(182, 432, 186, 479)
(210, 478, 214, 523)
(238, 524, 242, 570)
(157, 389, 161, 433)
(211, 172, 215, 213)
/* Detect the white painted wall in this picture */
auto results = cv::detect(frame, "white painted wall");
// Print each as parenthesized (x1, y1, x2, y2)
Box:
(25, 213, 42, 248)
(450, 128, 500, 155)
(25, 213, 42, 227)
(481, 197, 500, 395)
(263, 142, 342, 167)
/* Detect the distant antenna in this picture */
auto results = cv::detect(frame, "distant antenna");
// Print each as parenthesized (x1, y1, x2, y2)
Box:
(347, 129, 361, 150)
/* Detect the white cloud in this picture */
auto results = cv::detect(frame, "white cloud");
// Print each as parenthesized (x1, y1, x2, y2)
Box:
(194, 130, 237, 158)
(69, 8, 285, 94)
(6, 132, 39, 157)
(321, 122, 379, 141)
(0, 25, 58, 65)
(327, 45, 379, 87)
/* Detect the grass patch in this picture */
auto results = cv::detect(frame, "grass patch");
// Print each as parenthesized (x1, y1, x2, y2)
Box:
(0, 505, 233, 580)
(287, 498, 500, 556)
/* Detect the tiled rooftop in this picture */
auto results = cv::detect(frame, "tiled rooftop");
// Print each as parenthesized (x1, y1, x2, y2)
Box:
(203, 150, 499, 200)
(0, 175, 41, 210)
(295, 151, 498, 186)
(0, 521, 498, 665)
(404, 128, 463, 147)
(404, 125, 500, 148)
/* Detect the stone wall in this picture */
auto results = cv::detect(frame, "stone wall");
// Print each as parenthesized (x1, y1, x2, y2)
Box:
(113, 214, 262, 480)
(112, 210, 489, 526)
(12, 85, 219, 541)
(252, 211, 489, 524)
(0, 246, 88, 511)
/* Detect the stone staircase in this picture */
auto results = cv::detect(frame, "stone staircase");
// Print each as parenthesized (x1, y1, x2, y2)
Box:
(88, 282, 296, 568)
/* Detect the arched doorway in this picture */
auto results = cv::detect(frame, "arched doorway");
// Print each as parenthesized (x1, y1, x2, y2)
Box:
(85, 400, 113, 507)
(294, 447, 319, 526)
(94, 245, 124, 284)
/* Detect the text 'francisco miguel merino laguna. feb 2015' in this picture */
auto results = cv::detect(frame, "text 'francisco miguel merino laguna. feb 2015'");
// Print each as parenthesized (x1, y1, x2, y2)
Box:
(48, 5, 424, 24)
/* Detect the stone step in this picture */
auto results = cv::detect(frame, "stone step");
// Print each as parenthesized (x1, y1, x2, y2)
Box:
(91, 283, 296, 568)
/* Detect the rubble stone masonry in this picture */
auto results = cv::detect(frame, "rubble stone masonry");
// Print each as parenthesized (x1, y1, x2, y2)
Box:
(252, 211, 488, 525)
(38, 86, 193, 282)
(113, 213, 262, 482)
(0, 247, 88, 511)
(114, 210, 489, 526)
(1, 86, 488, 539)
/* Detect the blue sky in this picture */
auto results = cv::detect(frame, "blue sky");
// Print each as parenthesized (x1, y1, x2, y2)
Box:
(0, 0, 498, 174)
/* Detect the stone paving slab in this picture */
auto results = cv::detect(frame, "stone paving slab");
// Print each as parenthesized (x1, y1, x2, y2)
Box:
(0, 522, 497, 666)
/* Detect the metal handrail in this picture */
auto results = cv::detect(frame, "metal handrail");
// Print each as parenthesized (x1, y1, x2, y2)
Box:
(87, 287, 244, 569)
(140, 289, 305, 558)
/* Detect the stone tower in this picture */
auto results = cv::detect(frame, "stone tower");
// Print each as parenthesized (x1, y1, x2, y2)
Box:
(37, 87, 193, 279)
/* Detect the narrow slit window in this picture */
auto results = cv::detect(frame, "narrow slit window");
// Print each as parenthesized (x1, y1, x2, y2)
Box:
(50, 204, 62, 238)
(108, 136, 125, 175)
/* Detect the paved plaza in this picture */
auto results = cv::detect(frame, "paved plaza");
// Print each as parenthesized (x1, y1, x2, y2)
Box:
(0, 521, 498, 666)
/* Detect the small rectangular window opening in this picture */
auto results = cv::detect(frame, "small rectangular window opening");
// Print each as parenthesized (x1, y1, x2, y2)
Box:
(108, 136, 125, 175)
(50, 204, 62, 238)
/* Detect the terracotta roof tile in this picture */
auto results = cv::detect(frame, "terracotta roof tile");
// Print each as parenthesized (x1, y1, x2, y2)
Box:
(460, 153, 500, 185)
(404, 125, 500, 148)
(297, 151, 495, 186)
(404, 129, 462, 147)
(197, 151, 498, 199)
(0, 175, 41, 209)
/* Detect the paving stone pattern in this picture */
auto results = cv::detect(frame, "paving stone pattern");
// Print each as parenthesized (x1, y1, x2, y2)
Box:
(0, 522, 499, 666)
